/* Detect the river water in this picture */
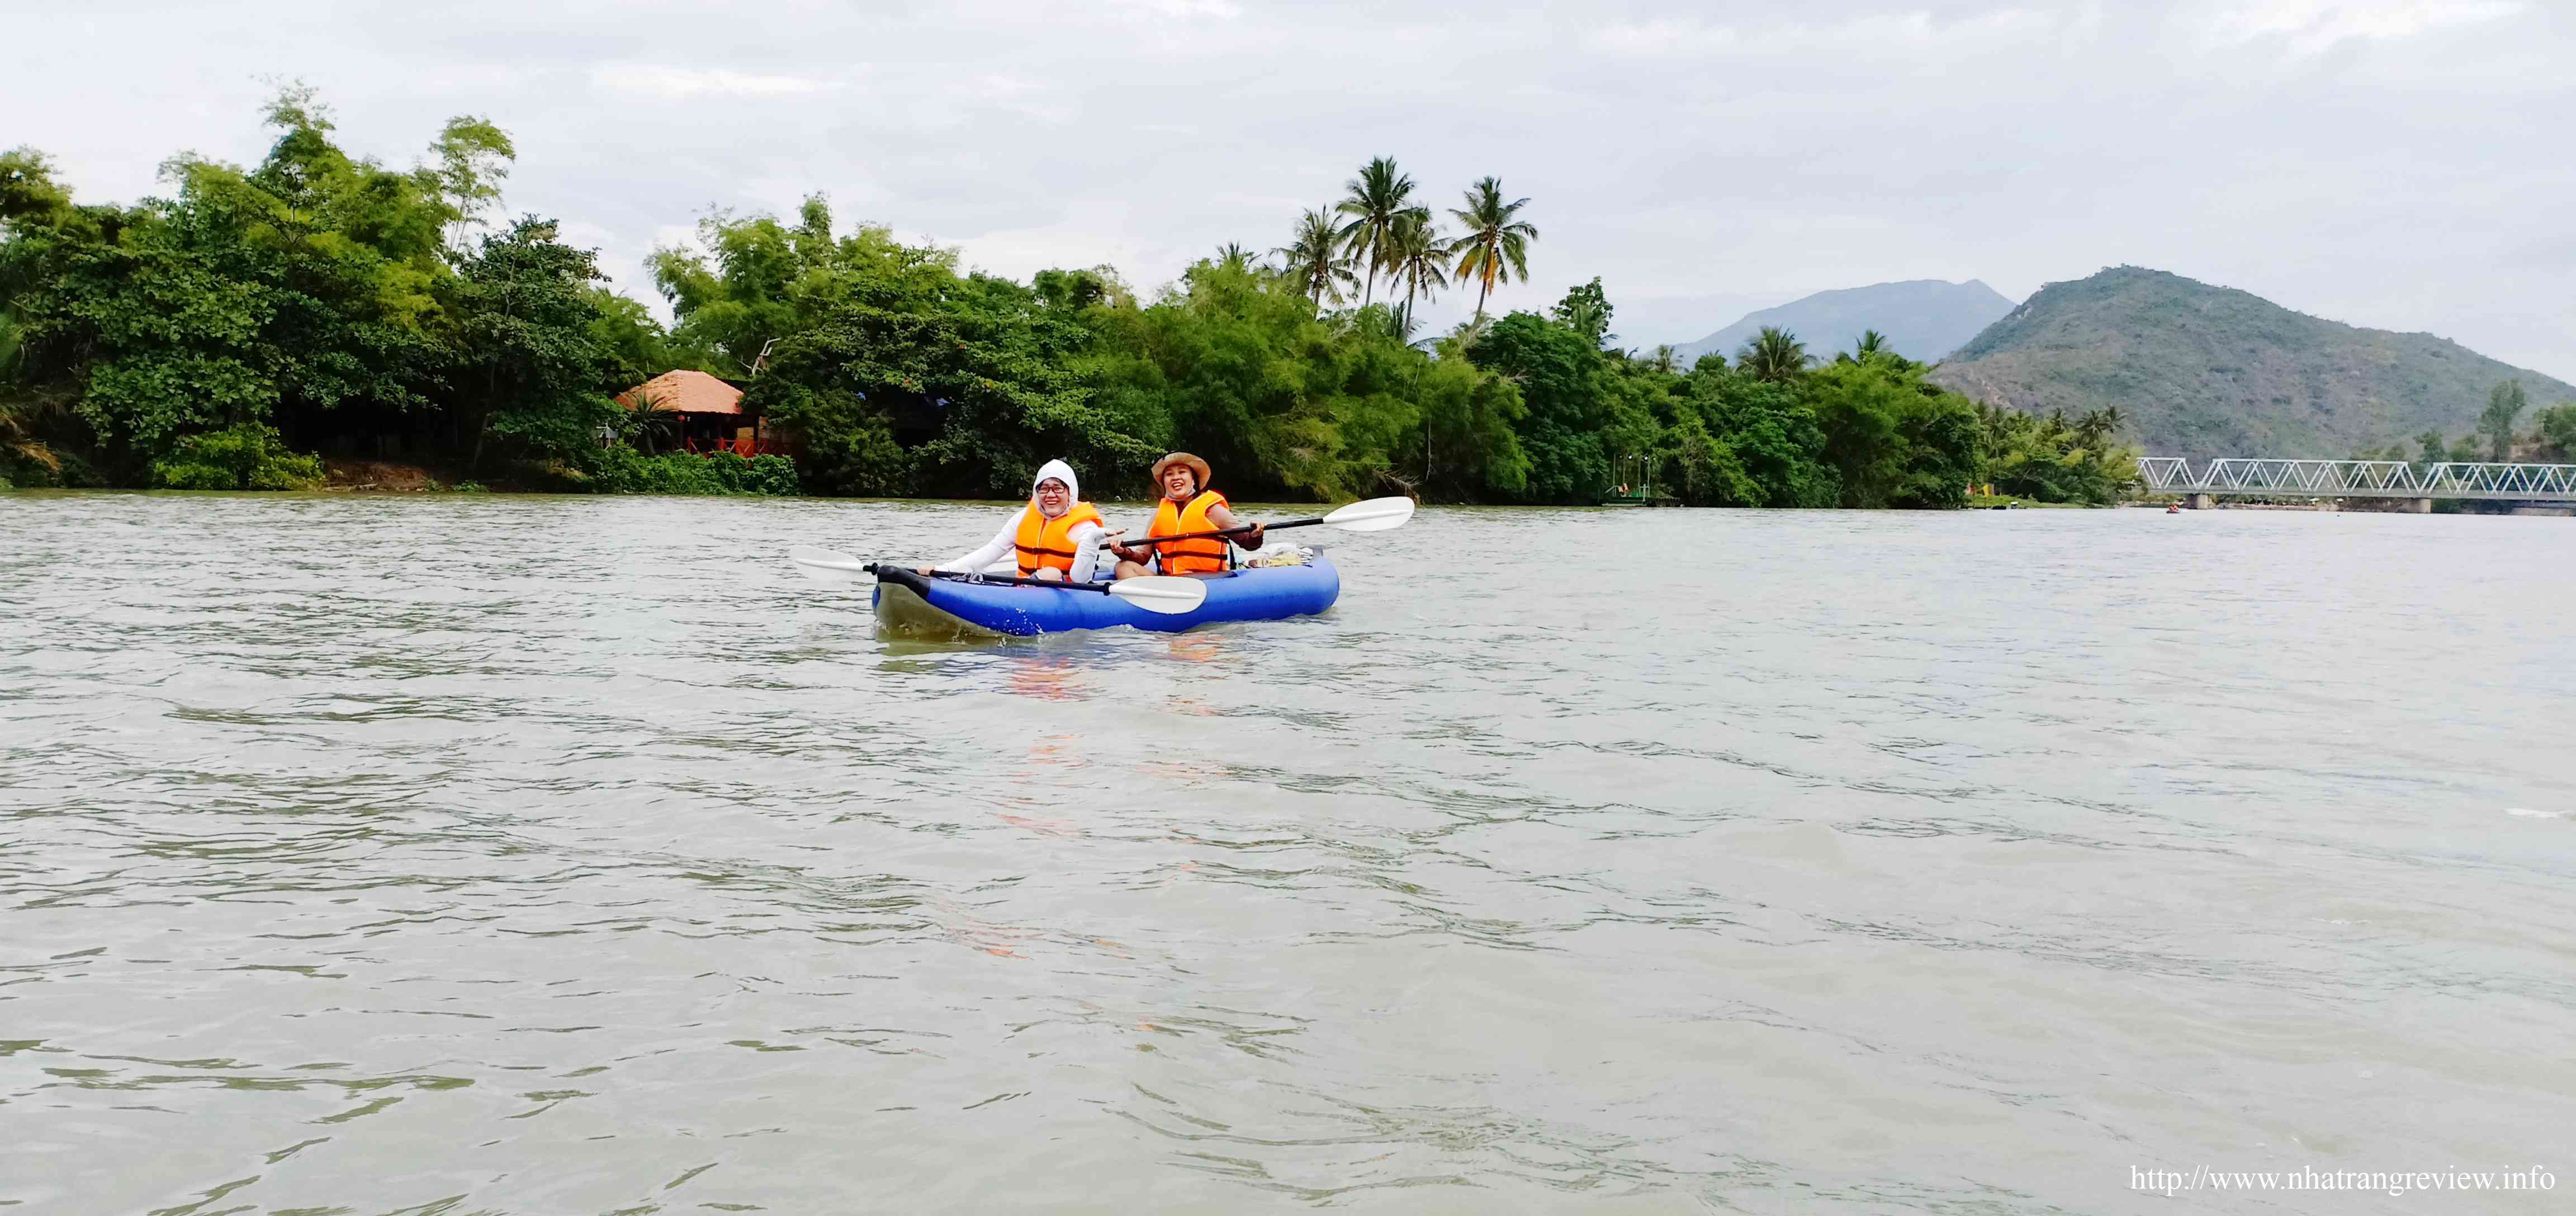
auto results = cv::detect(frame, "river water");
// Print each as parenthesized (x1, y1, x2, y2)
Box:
(3, 493, 2572, 1214)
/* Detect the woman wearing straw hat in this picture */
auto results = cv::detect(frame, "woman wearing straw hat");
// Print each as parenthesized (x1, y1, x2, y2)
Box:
(1110, 452, 1264, 580)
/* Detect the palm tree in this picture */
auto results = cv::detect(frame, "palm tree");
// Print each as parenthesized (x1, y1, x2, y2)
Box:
(1449, 177, 1537, 321)
(1333, 156, 1415, 307)
(622, 389, 680, 455)
(1273, 207, 1356, 306)
(1648, 344, 1680, 375)
(1383, 209, 1450, 330)
(2073, 408, 2113, 450)
(1348, 302, 1417, 345)
(1737, 326, 1810, 383)
(1214, 242, 1253, 271)
(1447, 314, 1495, 355)
(1834, 330, 1902, 368)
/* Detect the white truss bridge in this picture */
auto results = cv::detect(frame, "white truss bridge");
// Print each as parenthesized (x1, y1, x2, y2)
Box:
(2137, 458, 2576, 502)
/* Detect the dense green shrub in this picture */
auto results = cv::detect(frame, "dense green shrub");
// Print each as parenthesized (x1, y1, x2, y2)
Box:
(148, 422, 324, 490)
(1978, 405, 2139, 504)
(1, 95, 651, 487)
(720, 453, 801, 496)
(574, 446, 798, 496)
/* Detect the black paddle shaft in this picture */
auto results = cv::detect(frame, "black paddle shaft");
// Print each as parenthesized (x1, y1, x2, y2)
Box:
(866, 564, 1119, 594)
(1127, 515, 1324, 547)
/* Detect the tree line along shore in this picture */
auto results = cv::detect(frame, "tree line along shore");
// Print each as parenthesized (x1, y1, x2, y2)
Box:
(3, 91, 2138, 506)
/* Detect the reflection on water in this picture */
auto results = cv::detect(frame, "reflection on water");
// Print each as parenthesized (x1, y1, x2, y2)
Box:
(4, 492, 2575, 1213)
(1160, 633, 1231, 666)
(1004, 657, 1091, 703)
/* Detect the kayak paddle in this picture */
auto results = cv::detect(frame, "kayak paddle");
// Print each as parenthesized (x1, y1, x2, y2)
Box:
(1128, 495, 1415, 547)
(787, 547, 1209, 615)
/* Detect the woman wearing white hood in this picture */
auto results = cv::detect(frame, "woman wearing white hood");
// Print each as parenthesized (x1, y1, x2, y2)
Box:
(916, 460, 1118, 583)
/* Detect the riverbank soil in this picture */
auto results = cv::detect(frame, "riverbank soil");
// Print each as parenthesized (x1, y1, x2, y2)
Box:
(324, 459, 445, 491)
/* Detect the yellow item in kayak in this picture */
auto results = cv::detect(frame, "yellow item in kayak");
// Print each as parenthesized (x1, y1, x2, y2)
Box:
(1241, 546, 1314, 568)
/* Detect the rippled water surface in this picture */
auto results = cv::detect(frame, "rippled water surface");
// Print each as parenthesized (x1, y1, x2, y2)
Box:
(5, 492, 2574, 1214)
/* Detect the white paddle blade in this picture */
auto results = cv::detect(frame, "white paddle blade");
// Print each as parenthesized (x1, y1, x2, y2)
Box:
(1106, 576, 1208, 615)
(789, 546, 872, 584)
(1322, 496, 1416, 533)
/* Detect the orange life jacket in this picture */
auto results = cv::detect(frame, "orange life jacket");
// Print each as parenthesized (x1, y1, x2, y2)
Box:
(1149, 490, 1231, 574)
(1014, 500, 1104, 576)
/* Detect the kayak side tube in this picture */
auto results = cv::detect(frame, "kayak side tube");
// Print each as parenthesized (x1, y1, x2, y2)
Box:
(871, 558, 1339, 636)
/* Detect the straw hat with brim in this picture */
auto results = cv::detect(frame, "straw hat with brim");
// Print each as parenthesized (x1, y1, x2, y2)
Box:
(1151, 452, 1212, 490)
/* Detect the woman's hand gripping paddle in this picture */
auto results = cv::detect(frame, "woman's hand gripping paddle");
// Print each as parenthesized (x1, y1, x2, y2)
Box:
(1126, 495, 1416, 548)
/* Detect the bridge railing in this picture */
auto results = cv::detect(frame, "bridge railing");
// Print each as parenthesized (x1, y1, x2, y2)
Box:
(2421, 463, 2576, 497)
(2137, 458, 2576, 501)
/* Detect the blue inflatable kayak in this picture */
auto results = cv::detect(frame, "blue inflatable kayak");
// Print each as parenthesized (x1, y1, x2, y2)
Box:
(872, 558, 1340, 637)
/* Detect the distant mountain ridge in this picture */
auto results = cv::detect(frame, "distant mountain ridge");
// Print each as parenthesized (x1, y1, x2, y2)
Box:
(1672, 279, 2016, 365)
(1928, 267, 2576, 458)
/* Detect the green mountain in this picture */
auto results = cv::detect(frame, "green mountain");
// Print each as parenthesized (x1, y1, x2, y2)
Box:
(1928, 267, 2575, 458)
(1675, 279, 2015, 365)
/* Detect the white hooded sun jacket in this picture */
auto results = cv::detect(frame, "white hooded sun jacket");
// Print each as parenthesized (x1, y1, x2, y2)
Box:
(934, 459, 1110, 582)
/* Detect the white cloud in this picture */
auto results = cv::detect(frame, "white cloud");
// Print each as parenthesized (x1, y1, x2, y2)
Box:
(1586, 7, 2062, 58)
(1102, 0, 1243, 17)
(2201, 0, 2527, 54)
(589, 65, 843, 98)
(4, 0, 2570, 377)
(947, 201, 1169, 286)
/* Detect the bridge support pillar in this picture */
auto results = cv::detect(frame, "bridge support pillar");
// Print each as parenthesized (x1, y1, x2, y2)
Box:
(2186, 493, 2215, 510)
(2408, 498, 2433, 513)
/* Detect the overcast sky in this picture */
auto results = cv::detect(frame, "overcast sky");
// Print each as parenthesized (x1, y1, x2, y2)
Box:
(8, 1, 2570, 378)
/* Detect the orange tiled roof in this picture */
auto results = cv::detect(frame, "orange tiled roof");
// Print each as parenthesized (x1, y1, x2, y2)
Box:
(618, 369, 743, 416)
